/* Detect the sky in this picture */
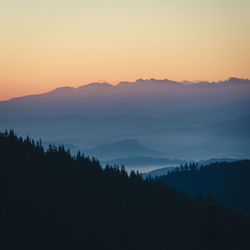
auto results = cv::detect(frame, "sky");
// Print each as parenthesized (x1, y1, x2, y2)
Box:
(0, 0, 250, 100)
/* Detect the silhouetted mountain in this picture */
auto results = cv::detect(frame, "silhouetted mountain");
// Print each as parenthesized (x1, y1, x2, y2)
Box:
(158, 160, 250, 215)
(1, 130, 250, 250)
(0, 78, 249, 118)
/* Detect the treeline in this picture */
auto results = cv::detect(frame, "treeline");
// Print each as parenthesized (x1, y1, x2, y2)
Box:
(0, 130, 250, 250)
(157, 160, 250, 215)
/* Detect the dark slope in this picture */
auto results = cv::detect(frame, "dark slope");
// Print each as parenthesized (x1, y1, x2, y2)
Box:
(1, 131, 250, 250)
(143, 158, 239, 177)
(158, 161, 250, 215)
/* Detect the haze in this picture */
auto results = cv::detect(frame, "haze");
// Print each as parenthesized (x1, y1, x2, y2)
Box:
(0, 78, 249, 171)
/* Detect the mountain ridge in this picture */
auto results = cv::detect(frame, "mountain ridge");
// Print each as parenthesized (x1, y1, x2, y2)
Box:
(3, 77, 250, 102)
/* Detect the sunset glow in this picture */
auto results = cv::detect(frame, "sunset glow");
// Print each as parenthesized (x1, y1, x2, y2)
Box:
(1, 0, 250, 100)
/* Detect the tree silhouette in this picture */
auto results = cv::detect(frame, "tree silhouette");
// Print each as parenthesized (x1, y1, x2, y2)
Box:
(0, 130, 250, 250)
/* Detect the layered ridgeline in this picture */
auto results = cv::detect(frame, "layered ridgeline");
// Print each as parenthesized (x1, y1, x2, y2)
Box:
(157, 161, 250, 215)
(0, 78, 250, 164)
(1, 131, 250, 250)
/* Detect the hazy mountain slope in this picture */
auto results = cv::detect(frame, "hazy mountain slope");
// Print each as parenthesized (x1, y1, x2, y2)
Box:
(0, 104, 250, 161)
(84, 139, 160, 160)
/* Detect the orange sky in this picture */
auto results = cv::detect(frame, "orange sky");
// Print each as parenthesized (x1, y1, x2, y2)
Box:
(0, 0, 250, 100)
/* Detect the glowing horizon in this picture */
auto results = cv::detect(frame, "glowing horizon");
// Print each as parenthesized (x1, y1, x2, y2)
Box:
(1, 0, 250, 100)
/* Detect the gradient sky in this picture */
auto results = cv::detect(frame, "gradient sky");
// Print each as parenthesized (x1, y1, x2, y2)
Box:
(0, 0, 250, 100)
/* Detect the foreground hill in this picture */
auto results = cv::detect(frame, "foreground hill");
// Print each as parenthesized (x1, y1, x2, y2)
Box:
(1, 130, 250, 250)
(157, 161, 250, 215)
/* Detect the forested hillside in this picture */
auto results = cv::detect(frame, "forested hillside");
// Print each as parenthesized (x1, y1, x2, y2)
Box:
(1, 130, 250, 250)
(157, 161, 250, 215)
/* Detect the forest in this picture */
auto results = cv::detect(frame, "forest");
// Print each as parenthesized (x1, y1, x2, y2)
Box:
(1, 130, 250, 250)
(157, 160, 250, 215)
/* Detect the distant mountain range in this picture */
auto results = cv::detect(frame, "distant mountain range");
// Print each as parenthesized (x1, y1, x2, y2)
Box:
(0, 77, 249, 165)
(0, 78, 249, 118)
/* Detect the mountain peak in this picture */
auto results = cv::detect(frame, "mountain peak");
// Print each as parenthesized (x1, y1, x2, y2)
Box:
(51, 86, 75, 92)
(78, 82, 113, 89)
(227, 77, 248, 83)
